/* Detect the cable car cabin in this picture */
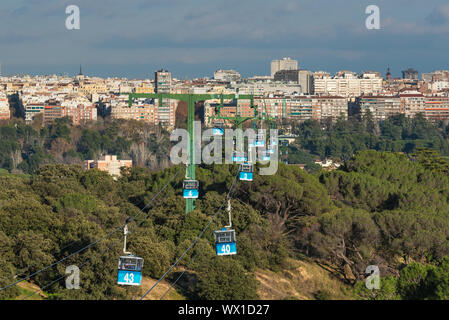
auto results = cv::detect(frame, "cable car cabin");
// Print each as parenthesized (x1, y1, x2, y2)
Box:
(214, 228, 237, 256)
(212, 121, 224, 136)
(117, 255, 143, 286)
(239, 163, 253, 181)
(254, 133, 265, 147)
(232, 151, 247, 163)
(260, 152, 271, 161)
(267, 144, 276, 154)
(183, 180, 199, 199)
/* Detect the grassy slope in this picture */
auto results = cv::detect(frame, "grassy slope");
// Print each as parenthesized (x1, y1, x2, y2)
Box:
(133, 277, 186, 300)
(10, 259, 351, 300)
(255, 258, 353, 300)
(15, 281, 45, 300)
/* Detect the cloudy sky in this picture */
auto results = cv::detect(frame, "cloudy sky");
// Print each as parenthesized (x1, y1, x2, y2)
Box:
(0, 0, 448, 79)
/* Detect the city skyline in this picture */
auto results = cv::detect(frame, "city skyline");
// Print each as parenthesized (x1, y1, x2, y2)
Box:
(0, 0, 449, 79)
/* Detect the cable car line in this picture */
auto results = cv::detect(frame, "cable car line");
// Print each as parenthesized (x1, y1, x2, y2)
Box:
(5, 240, 82, 283)
(22, 240, 119, 300)
(159, 231, 212, 300)
(0, 165, 184, 293)
(21, 258, 91, 300)
(160, 189, 240, 300)
(139, 172, 239, 300)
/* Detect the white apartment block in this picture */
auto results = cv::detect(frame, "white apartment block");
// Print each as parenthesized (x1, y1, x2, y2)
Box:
(431, 81, 449, 92)
(253, 96, 347, 122)
(231, 82, 302, 96)
(314, 72, 383, 98)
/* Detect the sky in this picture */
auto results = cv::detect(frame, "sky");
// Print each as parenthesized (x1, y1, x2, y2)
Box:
(0, 0, 448, 79)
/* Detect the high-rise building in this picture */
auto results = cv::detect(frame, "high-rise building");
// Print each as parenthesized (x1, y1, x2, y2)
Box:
(298, 70, 314, 95)
(402, 68, 419, 80)
(154, 69, 175, 127)
(273, 70, 300, 82)
(155, 69, 172, 93)
(273, 69, 314, 94)
(270, 57, 298, 78)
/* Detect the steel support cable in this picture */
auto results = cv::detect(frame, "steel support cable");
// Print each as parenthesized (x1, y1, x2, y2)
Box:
(159, 231, 211, 300)
(0, 165, 183, 292)
(139, 171, 239, 300)
(21, 239, 120, 300)
(5, 240, 81, 282)
(159, 177, 240, 300)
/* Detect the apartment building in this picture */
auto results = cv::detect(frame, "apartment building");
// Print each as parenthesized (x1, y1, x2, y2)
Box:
(204, 100, 255, 126)
(273, 70, 314, 94)
(253, 96, 347, 122)
(155, 69, 171, 93)
(41, 104, 97, 125)
(399, 92, 426, 117)
(314, 71, 383, 97)
(424, 95, 449, 121)
(0, 92, 10, 120)
(357, 95, 402, 120)
(111, 103, 158, 124)
(318, 96, 348, 120)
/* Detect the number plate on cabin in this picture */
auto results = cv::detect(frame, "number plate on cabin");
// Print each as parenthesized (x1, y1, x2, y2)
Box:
(117, 270, 142, 286)
(239, 172, 253, 181)
(183, 189, 199, 198)
(216, 242, 237, 256)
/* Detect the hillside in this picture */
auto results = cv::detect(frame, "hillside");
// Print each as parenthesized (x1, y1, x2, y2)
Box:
(2, 149, 449, 300)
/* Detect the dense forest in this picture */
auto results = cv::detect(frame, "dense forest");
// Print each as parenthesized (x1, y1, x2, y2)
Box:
(1, 115, 449, 300)
(1, 148, 449, 299)
(282, 113, 449, 170)
(0, 117, 172, 175)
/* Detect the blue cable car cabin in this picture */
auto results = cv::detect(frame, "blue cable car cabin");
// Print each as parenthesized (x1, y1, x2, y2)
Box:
(239, 163, 253, 181)
(260, 152, 271, 161)
(254, 133, 265, 147)
(212, 121, 224, 136)
(232, 151, 247, 163)
(214, 228, 237, 256)
(183, 179, 199, 199)
(117, 255, 144, 286)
